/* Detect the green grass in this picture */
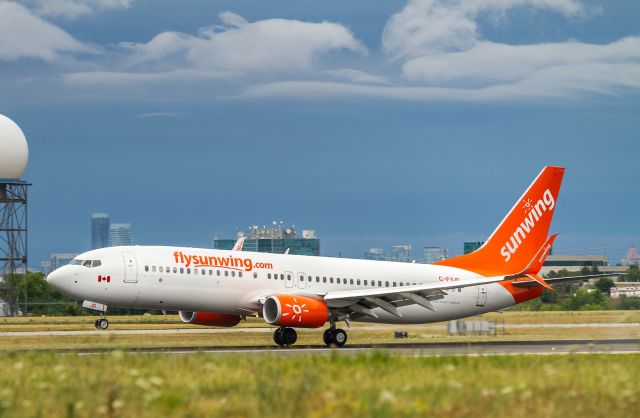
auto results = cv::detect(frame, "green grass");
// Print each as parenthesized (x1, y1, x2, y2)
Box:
(0, 352, 637, 418)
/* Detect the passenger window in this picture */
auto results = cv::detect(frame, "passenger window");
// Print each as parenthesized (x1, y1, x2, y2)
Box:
(253, 272, 258, 278)
(364, 280, 367, 286)
(323, 277, 326, 283)
(180, 268, 184, 274)
(308, 276, 312, 282)
(287, 274, 291, 281)
(231, 271, 235, 277)
(299, 275, 304, 281)
(209, 269, 213, 275)
(337, 278, 341, 284)
(202, 269, 205, 275)
(357, 279, 361, 285)
(330, 277, 334, 283)
(217, 270, 221, 276)
(225, 271, 229, 277)
(166, 267, 170, 273)
(280, 274, 284, 280)
(173, 267, 177, 273)
(159, 267, 163, 273)
(239, 272, 243, 278)
(194, 268, 198, 275)
(145, 266, 149, 272)
(152, 266, 157, 273)
(385, 281, 389, 287)
(316, 276, 320, 282)
(187, 268, 191, 274)
(378, 281, 382, 287)
(268, 273, 271, 279)
(350, 279, 354, 285)
(371, 281, 375, 287)
(393, 282, 397, 287)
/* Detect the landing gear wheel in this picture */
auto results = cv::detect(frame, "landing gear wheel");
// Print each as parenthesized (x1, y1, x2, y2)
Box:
(94, 319, 100, 328)
(332, 329, 347, 347)
(97, 318, 109, 330)
(273, 327, 297, 346)
(323, 329, 333, 346)
(323, 328, 348, 347)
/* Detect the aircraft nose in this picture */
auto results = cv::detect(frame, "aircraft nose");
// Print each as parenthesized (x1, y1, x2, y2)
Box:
(46, 268, 62, 289)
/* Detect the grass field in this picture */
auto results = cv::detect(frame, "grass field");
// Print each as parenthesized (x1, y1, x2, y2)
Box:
(0, 311, 638, 351)
(0, 352, 637, 418)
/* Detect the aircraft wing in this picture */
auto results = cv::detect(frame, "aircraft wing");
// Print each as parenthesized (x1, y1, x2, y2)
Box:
(321, 276, 506, 318)
(511, 273, 624, 288)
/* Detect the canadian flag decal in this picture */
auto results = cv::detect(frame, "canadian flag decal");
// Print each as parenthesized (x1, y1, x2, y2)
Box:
(98, 275, 111, 283)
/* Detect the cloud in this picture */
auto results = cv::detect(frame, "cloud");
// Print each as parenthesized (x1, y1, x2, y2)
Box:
(320, 69, 390, 85)
(118, 12, 366, 74)
(23, 0, 133, 19)
(402, 37, 640, 87)
(382, 0, 588, 60)
(0, 1, 94, 61)
(63, 69, 239, 87)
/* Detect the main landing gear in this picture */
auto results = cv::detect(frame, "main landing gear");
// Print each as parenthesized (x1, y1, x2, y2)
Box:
(323, 327, 347, 347)
(273, 327, 297, 346)
(271, 325, 348, 348)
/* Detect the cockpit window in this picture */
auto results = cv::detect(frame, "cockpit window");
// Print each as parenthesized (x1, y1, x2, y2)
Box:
(70, 259, 83, 265)
(71, 259, 102, 268)
(83, 260, 92, 267)
(92, 260, 102, 267)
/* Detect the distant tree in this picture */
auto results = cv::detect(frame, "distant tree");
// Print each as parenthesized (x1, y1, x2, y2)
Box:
(540, 288, 558, 303)
(625, 265, 640, 282)
(580, 266, 591, 276)
(545, 270, 559, 279)
(562, 288, 606, 310)
(590, 265, 601, 275)
(594, 278, 615, 296)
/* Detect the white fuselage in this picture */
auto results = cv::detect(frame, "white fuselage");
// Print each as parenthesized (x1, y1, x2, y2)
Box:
(47, 245, 519, 324)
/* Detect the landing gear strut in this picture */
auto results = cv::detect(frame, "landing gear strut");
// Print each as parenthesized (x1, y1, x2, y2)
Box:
(273, 327, 297, 346)
(323, 324, 347, 347)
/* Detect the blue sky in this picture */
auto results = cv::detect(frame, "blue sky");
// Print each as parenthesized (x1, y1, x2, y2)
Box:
(0, 0, 639, 266)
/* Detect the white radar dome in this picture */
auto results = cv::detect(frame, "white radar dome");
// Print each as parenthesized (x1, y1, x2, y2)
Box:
(0, 114, 29, 179)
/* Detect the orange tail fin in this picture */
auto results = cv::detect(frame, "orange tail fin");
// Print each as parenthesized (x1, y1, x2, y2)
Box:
(435, 166, 565, 276)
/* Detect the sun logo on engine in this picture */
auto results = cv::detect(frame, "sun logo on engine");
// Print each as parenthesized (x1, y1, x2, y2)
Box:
(282, 297, 310, 323)
(522, 198, 533, 213)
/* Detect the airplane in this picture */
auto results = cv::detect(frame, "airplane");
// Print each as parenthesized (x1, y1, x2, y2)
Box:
(46, 166, 615, 347)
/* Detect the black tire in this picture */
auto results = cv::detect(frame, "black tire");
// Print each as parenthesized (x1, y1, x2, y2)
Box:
(98, 318, 109, 330)
(94, 319, 100, 329)
(273, 328, 283, 346)
(323, 329, 333, 346)
(283, 328, 297, 346)
(332, 329, 347, 347)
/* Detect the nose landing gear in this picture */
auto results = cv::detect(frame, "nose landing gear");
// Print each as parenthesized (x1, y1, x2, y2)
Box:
(273, 327, 297, 346)
(94, 317, 109, 330)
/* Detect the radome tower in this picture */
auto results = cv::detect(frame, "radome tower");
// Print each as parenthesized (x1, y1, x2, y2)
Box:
(0, 114, 30, 316)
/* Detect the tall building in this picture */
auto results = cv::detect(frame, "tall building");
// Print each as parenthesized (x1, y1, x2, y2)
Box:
(91, 213, 110, 249)
(213, 224, 320, 256)
(423, 247, 448, 264)
(108, 223, 133, 247)
(464, 241, 485, 254)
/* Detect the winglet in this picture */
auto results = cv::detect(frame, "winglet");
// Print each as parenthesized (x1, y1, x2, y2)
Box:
(521, 233, 557, 275)
(232, 237, 246, 251)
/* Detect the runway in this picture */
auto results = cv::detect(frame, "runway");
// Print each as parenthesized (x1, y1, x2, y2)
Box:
(21, 339, 640, 356)
(2, 322, 637, 337)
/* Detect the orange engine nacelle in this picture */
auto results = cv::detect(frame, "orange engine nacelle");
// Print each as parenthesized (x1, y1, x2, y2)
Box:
(179, 311, 241, 327)
(263, 294, 329, 328)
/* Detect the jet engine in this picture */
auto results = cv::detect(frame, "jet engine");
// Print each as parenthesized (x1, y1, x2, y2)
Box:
(179, 311, 241, 327)
(263, 294, 328, 328)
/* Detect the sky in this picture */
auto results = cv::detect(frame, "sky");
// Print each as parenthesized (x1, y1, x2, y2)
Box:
(0, 0, 639, 267)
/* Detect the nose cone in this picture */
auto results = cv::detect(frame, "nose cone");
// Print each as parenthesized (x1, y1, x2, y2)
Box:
(46, 268, 65, 291)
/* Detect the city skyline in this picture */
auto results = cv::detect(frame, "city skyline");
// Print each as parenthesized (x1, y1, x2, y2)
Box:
(0, 1, 638, 267)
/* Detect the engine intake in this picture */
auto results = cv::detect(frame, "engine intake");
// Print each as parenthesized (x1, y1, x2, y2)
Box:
(179, 311, 241, 327)
(263, 294, 328, 328)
